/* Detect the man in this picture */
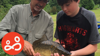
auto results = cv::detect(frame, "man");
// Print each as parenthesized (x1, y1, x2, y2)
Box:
(0, 0, 53, 56)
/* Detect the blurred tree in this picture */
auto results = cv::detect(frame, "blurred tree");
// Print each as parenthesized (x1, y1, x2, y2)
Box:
(93, 0, 100, 4)
(50, 6, 57, 14)
(10, 0, 29, 5)
(49, 0, 61, 12)
(80, 0, 95, 10)
(0, 0, 30, 21)
(0, 0, 10, 8)
(44, 4, 51, 14)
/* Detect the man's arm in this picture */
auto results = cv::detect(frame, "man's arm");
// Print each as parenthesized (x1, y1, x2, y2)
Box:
(0, 6, 17, 41)
(45, 17, 54, 41)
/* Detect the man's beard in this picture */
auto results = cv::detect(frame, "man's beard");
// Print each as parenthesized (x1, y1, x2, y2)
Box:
(33, 4, 43, 11)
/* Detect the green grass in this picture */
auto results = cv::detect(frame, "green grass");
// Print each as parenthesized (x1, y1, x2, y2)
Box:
(91, 8, 100, 21)
(51, 8, 100, 56)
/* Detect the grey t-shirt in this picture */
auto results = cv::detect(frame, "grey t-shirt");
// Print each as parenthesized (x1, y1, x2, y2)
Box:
(0, 4, 53, 56)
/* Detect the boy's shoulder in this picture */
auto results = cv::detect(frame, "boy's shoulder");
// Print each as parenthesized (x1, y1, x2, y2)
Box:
(81, 7, 96, 25)
(81, 7, 95, 17)
(57, 10, 65, 21)
(57, 10, 65, 15)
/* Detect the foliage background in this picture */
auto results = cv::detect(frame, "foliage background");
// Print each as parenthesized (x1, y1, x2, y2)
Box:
(80, 0, 95, 10)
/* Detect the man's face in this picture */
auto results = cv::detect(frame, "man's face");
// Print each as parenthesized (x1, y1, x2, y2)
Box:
(61, 0, 80, 17)
(31, 0, 47, 11)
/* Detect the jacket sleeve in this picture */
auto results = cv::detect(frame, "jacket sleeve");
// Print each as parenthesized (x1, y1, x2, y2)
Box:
(0, 6, 18, 40)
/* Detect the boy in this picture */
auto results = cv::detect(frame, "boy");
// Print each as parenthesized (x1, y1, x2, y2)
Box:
(54, 0, 100, 56)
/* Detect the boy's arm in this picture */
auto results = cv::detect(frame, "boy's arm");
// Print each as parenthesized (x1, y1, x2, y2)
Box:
(55, 39, 97, 56)
(70, 44, 97, 56)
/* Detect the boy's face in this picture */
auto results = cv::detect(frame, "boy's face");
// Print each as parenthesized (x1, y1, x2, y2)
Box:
(61, 0, 80, 17)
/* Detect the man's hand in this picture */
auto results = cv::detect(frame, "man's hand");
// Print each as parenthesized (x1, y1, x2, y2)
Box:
(23, 40, 40, 56)
(51, 53, 64, 56)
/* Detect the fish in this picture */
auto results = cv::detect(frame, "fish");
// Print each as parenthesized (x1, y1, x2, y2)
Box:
(32, 34, 71, 56)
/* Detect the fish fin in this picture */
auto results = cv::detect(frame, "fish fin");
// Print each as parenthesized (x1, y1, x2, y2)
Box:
(33, 34, 48, 45)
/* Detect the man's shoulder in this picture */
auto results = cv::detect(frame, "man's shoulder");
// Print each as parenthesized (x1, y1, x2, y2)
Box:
(13, 4, 29, 8)
(42, 10, 52, 18)
(11, 4, 29, 11)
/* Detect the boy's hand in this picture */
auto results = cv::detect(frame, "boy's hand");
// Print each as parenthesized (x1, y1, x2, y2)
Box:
(62, 45, 65, 48)
(55, 39, 66, 48)
(23, 40, 40, 56)
(70, 51, 79, 56)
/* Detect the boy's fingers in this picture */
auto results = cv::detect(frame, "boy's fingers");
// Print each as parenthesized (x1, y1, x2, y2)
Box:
(62, 45, 65, 48)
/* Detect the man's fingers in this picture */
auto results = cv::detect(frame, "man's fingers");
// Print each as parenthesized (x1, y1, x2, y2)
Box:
(54, 53, 59, 56)
(56, 53, 59, 56)
(62, 54, 64, 56)
(29, 48, 33, 55)
(23, 46, 32, 55)
(23, 40, 34, 56)
(54, 53, 56, 56)
(34, 52, 41, 56)
(51, 54, 53, 56)
(36, 52, 40, 56)
(24, 49, 29, 55)
(26, 48, 31, 55)
(30, 46, 35, 55)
